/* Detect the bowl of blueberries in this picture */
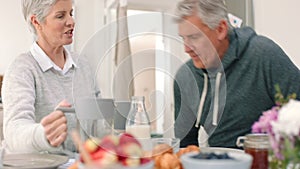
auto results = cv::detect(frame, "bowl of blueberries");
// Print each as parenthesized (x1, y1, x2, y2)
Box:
(180, 148, 252, 169)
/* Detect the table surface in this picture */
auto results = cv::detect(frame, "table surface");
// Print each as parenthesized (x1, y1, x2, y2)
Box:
(58, 159, 76, 169)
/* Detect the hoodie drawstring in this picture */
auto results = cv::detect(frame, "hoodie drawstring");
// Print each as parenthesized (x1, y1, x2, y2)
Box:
(195, 72, 222, 128)
(195, 73, 208, 128)
(213, 72, 222, 126)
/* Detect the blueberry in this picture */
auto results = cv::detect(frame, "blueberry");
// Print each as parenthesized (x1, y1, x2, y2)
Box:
(191, 152, 234, 160)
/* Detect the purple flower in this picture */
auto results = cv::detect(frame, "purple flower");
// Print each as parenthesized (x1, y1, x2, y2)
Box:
(269, 134, 284, 160)
(252, 88, 299, 167)
(252, 106, 279, 134)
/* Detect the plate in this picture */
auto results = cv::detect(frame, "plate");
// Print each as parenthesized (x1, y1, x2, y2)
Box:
(200, 147, 244, 153)
(3, 153, 69, 169)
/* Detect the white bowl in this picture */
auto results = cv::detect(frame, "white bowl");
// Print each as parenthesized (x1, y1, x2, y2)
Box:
(200, 147, 244, 153)
(181, 151, 252, 169)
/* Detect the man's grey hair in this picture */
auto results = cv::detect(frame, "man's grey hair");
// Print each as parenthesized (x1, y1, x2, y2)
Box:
(21, 0, 74, 40)
(176, 0, 232, 30)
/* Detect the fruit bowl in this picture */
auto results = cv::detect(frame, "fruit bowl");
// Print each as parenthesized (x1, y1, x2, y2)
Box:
(180, 150, 252, 169)
(70, 133, 155, 169)
(76, 160, 154, 169)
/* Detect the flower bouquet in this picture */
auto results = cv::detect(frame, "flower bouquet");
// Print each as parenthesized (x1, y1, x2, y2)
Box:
(252, 85, 300, 169)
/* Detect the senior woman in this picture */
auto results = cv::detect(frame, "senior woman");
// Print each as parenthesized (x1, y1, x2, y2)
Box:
(1, 0, 97, 154)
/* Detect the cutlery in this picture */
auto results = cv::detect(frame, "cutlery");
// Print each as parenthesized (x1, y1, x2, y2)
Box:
(55, 107, 75, 114)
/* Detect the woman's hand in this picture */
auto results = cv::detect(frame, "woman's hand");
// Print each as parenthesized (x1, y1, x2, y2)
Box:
(41, 100, 71, 147)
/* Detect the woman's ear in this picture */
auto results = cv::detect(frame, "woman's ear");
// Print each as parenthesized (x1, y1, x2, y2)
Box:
(30, 15, 41, 30)
(216, 20, 228, 41)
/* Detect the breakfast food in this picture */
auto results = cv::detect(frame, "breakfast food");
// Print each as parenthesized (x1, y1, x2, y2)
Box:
(68, 133, 151, 169)
(68, 134, 200, 169)
(176, 145, 199, 158)
(152, 143, 173, 156)
(191, 152, 234, 160)
(156, 153, 181, 169)
(151, 144, 200, 169)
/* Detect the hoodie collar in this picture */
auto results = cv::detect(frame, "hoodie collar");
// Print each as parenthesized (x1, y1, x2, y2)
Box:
(222, 27, 256, 70)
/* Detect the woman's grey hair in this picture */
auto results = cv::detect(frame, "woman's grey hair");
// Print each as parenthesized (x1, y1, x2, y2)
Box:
(22, 0, 74, 40)
(22, 0, 58, 39)
(176, 0, 232, 30)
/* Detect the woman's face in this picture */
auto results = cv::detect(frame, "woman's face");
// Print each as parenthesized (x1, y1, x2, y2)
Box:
(36, 0, 74, 48)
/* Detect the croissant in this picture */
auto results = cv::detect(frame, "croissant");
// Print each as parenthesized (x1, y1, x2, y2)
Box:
(176, 145, 200, 158)
(152, 143, 173, 156)
(152, 144, 200, 169)
(156, 153, 181, 169)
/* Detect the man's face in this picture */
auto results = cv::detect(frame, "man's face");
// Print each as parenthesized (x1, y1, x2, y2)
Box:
(178, 14, 221, 69)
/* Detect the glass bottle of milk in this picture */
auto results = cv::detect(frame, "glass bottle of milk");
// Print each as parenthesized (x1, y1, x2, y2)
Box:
(126, 96, 151, 150)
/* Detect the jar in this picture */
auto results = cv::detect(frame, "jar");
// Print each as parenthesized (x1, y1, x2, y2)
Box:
(125, 96, 151, 150)
(236, 133, 269, 169)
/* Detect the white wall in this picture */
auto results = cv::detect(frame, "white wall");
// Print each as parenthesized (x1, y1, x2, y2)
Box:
(0, 1, 31, 74)
(253, 0, 300, 68)
(0, 0, 105, 75)
(1, 0, 300, 73)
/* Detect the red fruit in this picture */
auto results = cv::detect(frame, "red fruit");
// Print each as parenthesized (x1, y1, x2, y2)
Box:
(121, 157, 141, 167)
(91, 149, 118, 166)
(101, 135, 119, 145)
(83, 137, 100, 153)
(140, 157, 151, 164)
(116, 142, 143, 159)
(99, 135, 119, 151)
(91, 148, 117, 160)
(119, 133, 141, 147)
(91, 149, 106, 160)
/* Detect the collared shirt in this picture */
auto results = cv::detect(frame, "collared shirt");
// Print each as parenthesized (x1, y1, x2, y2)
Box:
(30, 42, 77, 75)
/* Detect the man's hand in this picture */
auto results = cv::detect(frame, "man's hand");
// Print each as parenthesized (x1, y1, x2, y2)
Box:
(41, 100, 71, 147)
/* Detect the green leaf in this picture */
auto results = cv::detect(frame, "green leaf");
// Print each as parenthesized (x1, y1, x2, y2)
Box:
(274, 84, 297, 106)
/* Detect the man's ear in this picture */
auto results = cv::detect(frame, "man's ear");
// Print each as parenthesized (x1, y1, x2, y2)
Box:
(30, 15, 41, 30)
(216, 20, 228, 41)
